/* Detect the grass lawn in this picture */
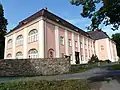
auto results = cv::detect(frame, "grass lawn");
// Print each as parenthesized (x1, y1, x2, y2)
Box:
(70, 63, 100, 73)
(108, 64, 120, 70)
(0, 79, 90, 90)
(70, 62, 109, 74)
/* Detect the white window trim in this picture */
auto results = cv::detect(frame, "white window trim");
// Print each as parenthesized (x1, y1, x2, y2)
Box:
(16, 35, 23, 46)
(68, 39, 72, 47)
(28, 29, 38, 43)
(28, 49, 39, 58)
(16, 52, 23, 59)
(75, 41, 78, 47)
(60, 36, 64, 45)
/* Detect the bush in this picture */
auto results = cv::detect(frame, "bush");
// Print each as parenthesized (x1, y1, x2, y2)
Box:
(88, 54, 99, 64)
(105, 60, 111, 63)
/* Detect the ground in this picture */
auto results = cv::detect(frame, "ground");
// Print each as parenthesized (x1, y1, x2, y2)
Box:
(1, 63, 120, 90)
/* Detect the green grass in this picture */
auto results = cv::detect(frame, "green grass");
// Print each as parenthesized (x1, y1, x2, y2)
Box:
(70, 65, 90, 73)
(70, 62, 109, 74)
(70, 63, 101, 73)
(0, 79, 90, 90)
(109, 64, 120, 70)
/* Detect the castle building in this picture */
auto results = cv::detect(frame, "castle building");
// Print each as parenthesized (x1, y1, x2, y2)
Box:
(4, 9, 118, 64)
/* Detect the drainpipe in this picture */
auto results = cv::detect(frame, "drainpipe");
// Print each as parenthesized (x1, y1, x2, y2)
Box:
(44, 17, 47, 58)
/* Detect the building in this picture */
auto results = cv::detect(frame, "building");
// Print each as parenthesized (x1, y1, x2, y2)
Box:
(4, 9, 118, 64)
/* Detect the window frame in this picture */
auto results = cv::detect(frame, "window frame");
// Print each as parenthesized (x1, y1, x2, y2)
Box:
(28, 49, 38, 58)
(28, 29, 38, 43)
(7, 53, 12, 59)
(75, 41, 78, 48)
(7, 39, 12, 49)
(68, 39, 72, 47)
(16, 35, 23, 46)
(16, 51, 23, 59)
(60, 36, 64, 45)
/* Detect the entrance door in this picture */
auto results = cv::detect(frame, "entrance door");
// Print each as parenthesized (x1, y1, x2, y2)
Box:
(75, 52, 80, 64)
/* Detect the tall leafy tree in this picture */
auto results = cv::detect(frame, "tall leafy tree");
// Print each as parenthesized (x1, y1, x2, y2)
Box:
(0, 3, 8, 59)
(70, 0, 120, 31)
(112, 33, 120, 58)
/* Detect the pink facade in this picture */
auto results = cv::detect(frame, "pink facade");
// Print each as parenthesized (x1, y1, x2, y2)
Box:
(4, 9, 118, 64)
(59, 27, 66, 57)
(46, 22, 56, 58)
(68, 31, 72, 55)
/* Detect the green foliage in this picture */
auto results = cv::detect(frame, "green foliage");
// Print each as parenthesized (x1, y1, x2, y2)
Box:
(0, 3, 7, 59)
(70, 0, 120, 31)
(88, 54, 99, 63)
(0, 3, 7, 34)
(112, 33, 120, 58)
(0, 80, 90, 90)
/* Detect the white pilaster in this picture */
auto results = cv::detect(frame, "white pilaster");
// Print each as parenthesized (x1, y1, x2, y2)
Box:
(72, 32, 75, 64)
(86, 38, 89, 60)
(12, 34, 16, 59)
(92, 40, 95, 55)
(38, 19, 45, 58)
(95, 40, 99, 58)
(114, 44, 118, 61)
(4, 36, 7, 59)
(23, 28, 27, 58)
(55, 26, 60, 58)
(106, 38, 111, 60)
(110, 41, 113, 61)
(78, 34, 81, 63)
(65, 30, 68, 56)
(82, 36, 85, 62)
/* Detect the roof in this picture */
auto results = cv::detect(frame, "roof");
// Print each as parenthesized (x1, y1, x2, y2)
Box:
(7, 8, 91, 38)
(87, 30, 109, 40)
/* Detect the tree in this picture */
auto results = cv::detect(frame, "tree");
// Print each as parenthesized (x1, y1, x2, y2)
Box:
(112, 33, 120, 58)
(70, 0, 120, 31)
(0, 3, 8, 59)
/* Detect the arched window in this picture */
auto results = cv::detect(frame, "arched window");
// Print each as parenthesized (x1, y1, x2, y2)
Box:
(7, 53, 12, 59)
(16, 51, 23, 59)
(28, 49, 38, 58)
(7, 39, 12, 48)
(28, 29, 38, 42)
(16, 35, 23, 46)
(48, 49, 54, 58)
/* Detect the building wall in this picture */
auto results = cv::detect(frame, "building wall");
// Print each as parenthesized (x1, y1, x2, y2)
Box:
(59, 27, 66, 57)
(95, 38, 108, 60)
(5, 16, 117, 64)
(95, 38, 118, 62)
(5, 17, 44, 59)
(46, 22, 56, 58)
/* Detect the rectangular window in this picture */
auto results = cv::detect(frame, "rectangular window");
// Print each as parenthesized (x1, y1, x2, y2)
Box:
(85, 49, 87, 57)
(81, 55, 83, 61)
(80, 42, 82, 48)
(70, 54, 72, 61)
(68, 39, 72, 46)
(75, 41, 78, 47)
(60, 36, 64, 45)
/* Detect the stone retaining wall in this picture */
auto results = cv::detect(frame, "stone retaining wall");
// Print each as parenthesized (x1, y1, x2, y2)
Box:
(0, 58, 70, 76)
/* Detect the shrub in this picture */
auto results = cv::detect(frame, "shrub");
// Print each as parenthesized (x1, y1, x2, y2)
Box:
(88, 54, 99, 64)
(105, 60, 111, 63)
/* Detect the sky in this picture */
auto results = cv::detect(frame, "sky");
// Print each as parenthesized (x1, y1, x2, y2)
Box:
(1, 0, 120, 37)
